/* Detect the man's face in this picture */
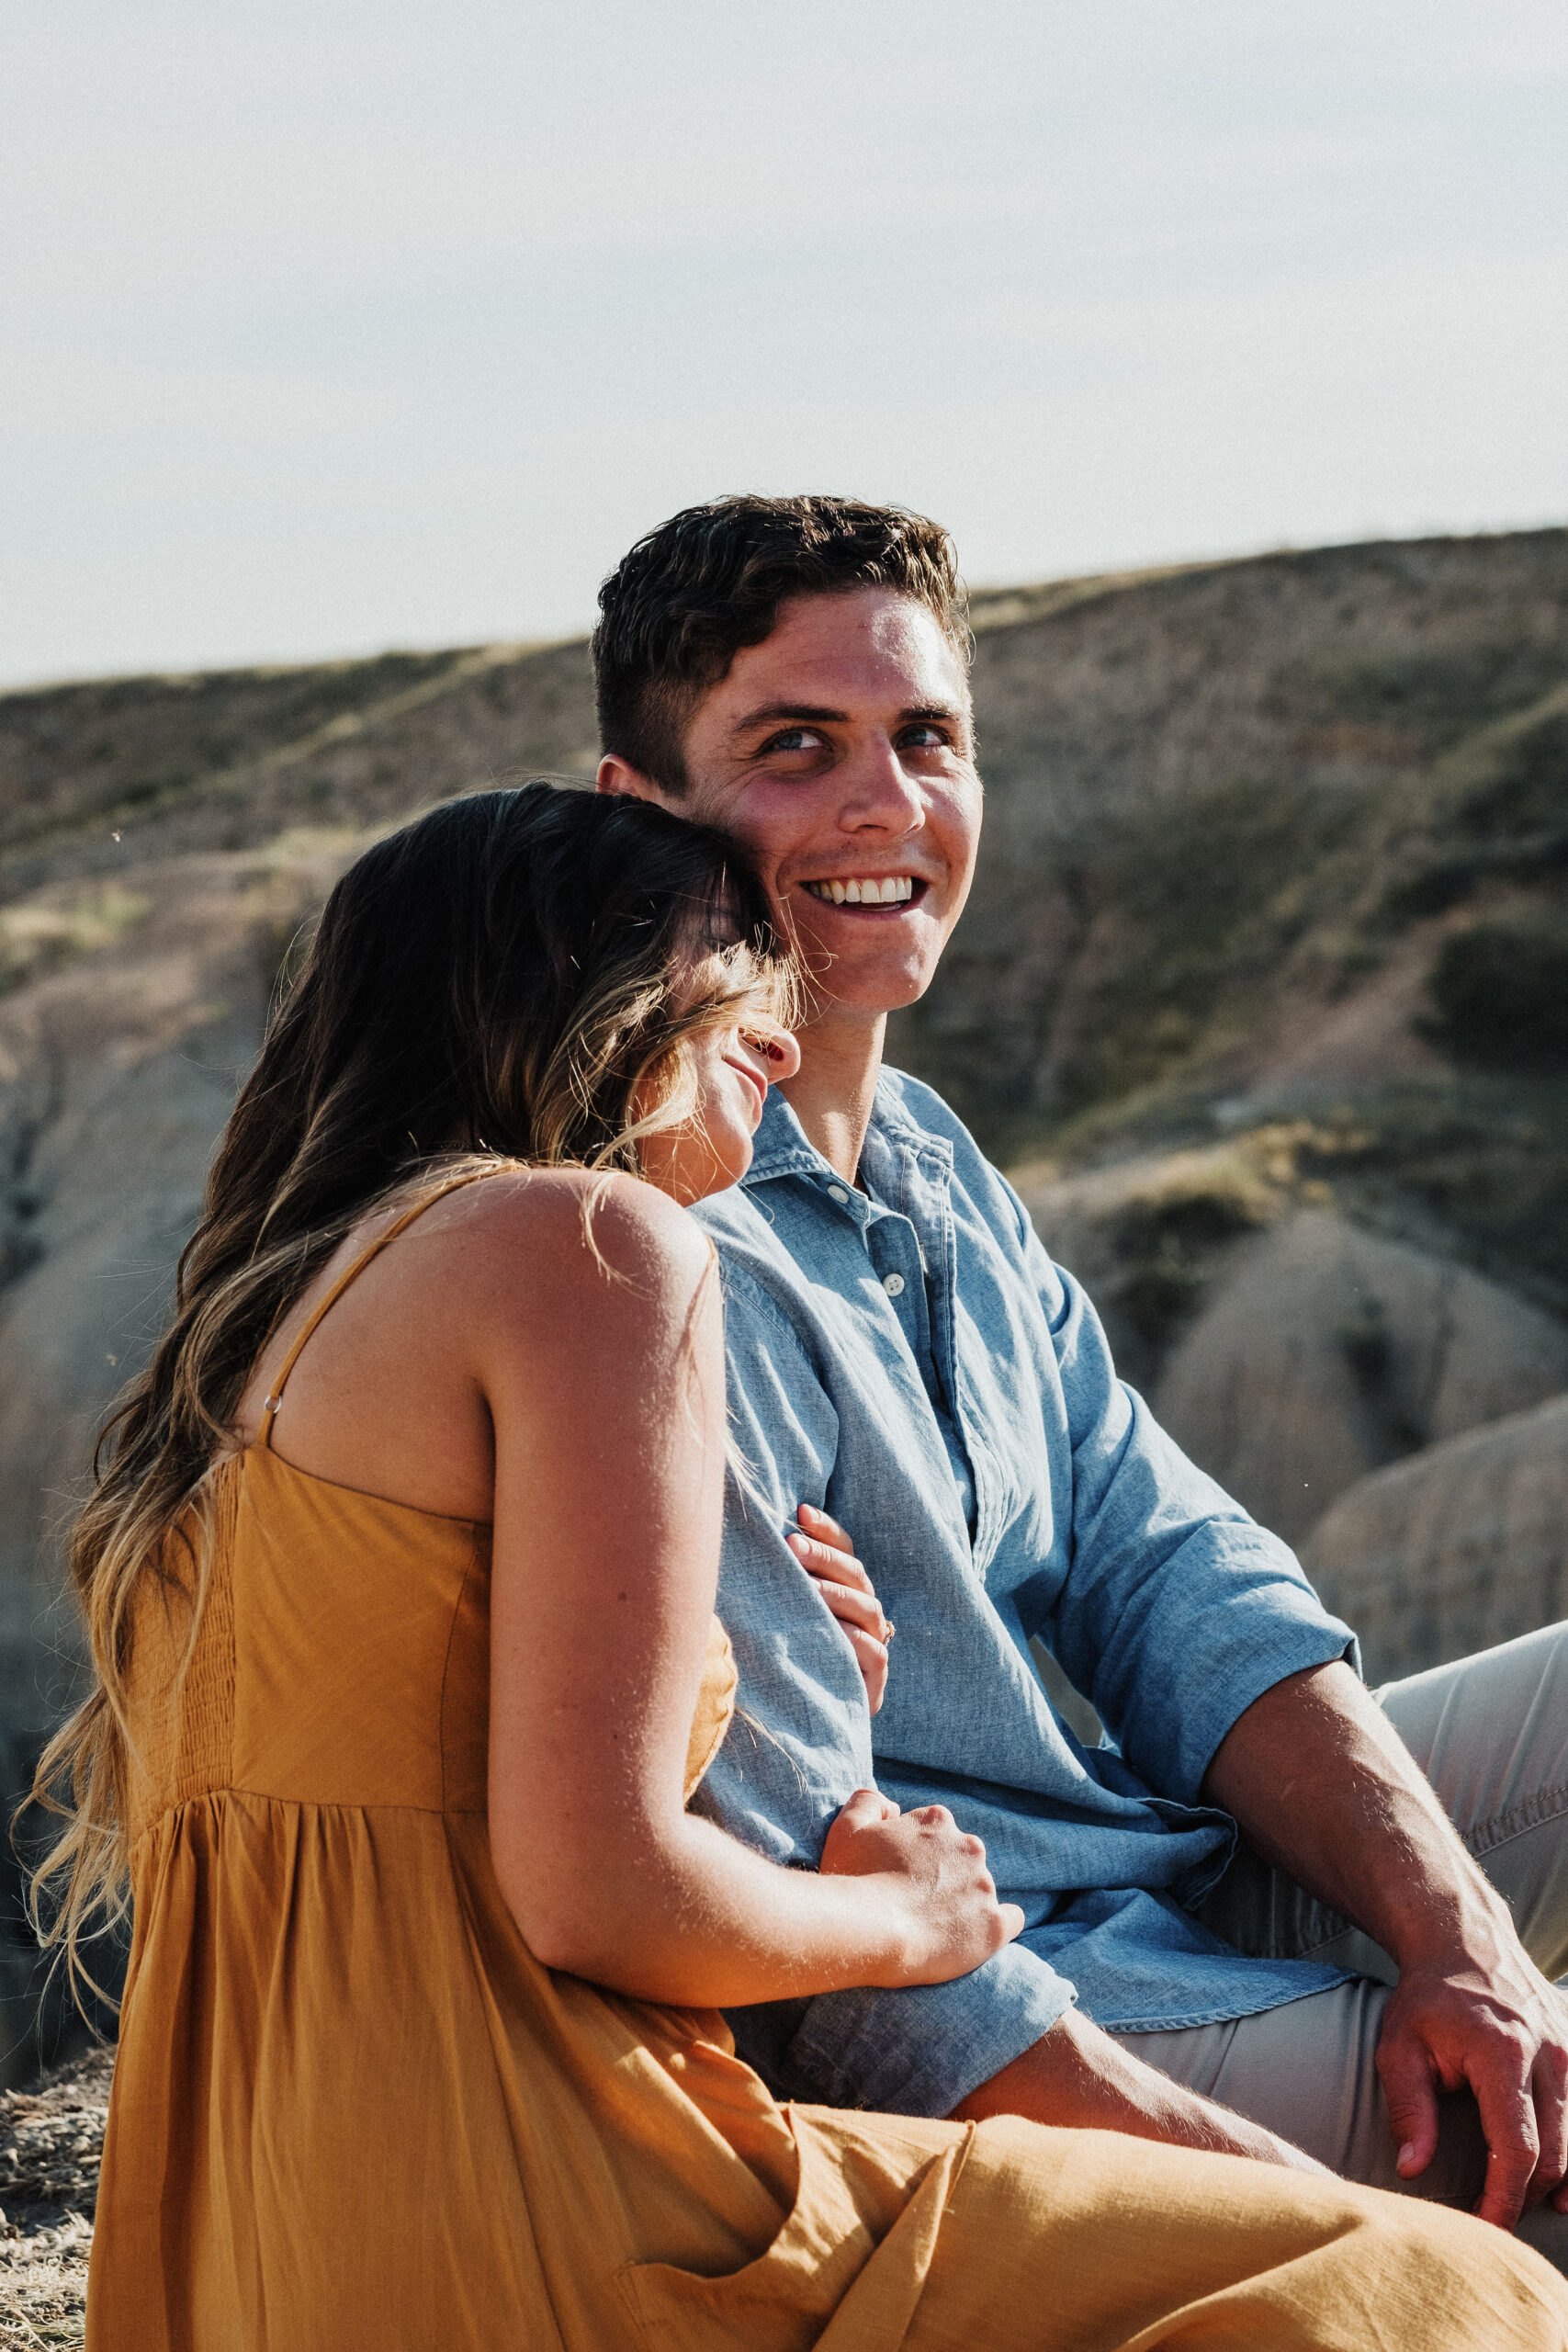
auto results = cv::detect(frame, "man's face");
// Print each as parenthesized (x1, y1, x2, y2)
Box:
(604, 588, 983, 1024)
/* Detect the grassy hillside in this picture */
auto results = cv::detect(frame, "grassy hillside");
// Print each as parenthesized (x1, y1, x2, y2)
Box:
(888, 530, 1568, 1313)
(0, 638, 598, 899)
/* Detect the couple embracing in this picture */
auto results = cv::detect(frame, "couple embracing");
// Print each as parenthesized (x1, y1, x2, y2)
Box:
(48, 499, 1568, 2346)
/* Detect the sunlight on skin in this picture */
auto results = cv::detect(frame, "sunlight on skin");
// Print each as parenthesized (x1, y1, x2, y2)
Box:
(636, 1007, 798, 1208)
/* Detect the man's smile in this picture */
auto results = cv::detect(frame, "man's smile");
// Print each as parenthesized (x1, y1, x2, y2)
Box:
(799, 875, 925, 910)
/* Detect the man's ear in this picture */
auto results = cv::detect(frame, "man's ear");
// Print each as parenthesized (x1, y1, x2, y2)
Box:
(596, 753, 676, 808)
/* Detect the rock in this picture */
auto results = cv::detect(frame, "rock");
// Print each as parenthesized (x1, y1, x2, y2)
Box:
(1150, 1210, 1568, 1543)
(0, 2098, 106, 2211)
(0, 842, 355, 1611)
(0, 1038, 251, 1621)
(1301, 1396, 1568, 1683)
(1013, 1130, 1300, 1392)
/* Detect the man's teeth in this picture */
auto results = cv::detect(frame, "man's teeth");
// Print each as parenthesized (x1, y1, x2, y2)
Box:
(804, 876, 916, 907)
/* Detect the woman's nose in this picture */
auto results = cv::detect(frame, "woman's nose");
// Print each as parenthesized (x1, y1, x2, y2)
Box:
(747, 1020, 802, 1083)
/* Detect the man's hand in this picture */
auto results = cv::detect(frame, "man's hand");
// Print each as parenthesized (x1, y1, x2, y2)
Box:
(1202, 1657, 1568, 2232)
(1377, 1932, 1568, 2227)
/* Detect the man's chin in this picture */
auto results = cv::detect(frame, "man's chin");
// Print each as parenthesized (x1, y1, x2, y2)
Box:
(800, 965, 940, 1023)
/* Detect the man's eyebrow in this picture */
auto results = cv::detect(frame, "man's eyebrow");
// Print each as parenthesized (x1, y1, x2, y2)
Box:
(729, 702, 849, 735)
(728, 700, 968, 737)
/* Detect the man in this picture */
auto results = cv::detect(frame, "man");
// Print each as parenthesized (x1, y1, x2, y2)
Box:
(596, 494, 1568, 2253)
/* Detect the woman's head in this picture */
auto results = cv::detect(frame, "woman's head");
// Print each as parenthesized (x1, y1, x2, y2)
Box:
(27, 783, 796, 1992)
(231, 781, 793, 1227)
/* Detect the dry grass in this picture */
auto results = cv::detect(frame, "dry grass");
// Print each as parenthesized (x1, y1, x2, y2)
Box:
(0, 2047, 110, 2351)
(0, 885, 150, 998)
(0, 2214, 90, 2349)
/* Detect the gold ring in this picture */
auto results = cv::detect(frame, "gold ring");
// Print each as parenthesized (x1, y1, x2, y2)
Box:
(882, 1621, 897, 1645)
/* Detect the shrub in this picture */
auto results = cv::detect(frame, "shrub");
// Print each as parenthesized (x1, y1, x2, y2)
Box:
(1426, 919, 1568, 1069)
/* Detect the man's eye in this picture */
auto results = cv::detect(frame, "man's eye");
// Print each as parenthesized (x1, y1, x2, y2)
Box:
(762, 728, 826, 755)
(899, 723, 949, 750)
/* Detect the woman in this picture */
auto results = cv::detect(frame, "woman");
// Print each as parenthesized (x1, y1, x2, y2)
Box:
(34, 786, 1565, 2349)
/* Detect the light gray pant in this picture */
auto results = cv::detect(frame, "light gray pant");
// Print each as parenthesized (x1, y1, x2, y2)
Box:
(1113, 1621, 1568, 2267)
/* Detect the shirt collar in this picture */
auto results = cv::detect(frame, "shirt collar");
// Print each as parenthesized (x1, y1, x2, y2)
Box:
(742, 1071, 952, 1192)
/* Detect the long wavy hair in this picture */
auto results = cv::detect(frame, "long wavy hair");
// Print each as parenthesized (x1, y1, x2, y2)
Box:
(27, 782, 787, 1997)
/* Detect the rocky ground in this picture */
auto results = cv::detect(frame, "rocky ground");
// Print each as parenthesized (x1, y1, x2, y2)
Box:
(0, 2047, 108, 2348)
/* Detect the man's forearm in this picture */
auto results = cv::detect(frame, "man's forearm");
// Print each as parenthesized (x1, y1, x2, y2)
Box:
(1199, 1660, 1506, 1967)
(950, 2006, 1327, 2175)
(950, 1660, 1547, 2210)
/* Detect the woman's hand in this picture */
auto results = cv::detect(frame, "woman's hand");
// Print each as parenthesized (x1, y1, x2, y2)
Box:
(819, 1786, 1025, 1985)
(786, 1504, 892, 1713)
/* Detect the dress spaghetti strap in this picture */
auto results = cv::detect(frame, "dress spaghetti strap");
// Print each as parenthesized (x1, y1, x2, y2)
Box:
(255, 1164, 517, 1450)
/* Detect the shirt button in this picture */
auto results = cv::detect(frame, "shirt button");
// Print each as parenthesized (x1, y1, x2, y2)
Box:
(882, 1272, 906, 1298)
(828, 1184, 850, 1204)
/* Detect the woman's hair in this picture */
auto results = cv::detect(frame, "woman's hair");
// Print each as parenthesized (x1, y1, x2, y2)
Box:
(27, 782, 786, 1996)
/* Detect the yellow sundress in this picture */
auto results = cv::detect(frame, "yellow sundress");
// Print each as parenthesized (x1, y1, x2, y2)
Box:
(86, 1180, 1568, 2350)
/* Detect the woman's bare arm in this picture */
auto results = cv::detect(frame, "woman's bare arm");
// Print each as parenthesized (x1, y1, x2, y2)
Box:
(479, 1174, 1021, 2007)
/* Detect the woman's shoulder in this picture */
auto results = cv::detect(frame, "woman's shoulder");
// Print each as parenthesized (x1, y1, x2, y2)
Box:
(235, 1160, 718, 1491)
(413, 1162, 714, 1317)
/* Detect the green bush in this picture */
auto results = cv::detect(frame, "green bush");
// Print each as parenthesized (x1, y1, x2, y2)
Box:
(1461, 712, 1568, 839)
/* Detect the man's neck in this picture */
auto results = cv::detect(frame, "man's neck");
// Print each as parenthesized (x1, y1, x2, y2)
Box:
(777, 1008, 886, 1183)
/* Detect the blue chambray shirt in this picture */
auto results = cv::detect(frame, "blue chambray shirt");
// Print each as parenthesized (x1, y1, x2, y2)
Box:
(688, 1070, 1358, 2120)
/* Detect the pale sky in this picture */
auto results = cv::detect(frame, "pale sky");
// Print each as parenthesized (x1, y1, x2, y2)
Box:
(4, 2, 1566, 685)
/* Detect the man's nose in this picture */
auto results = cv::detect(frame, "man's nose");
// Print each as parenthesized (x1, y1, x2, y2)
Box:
(836, 735, 925, 831)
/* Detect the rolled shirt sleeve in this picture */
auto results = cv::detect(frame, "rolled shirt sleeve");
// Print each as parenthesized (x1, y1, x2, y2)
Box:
(691, 1264, 878, 1862)
(1018, 1209, 1361, 1803)
(728, 1939, 1077, 2120)
(697, 1264, 1081, 2117)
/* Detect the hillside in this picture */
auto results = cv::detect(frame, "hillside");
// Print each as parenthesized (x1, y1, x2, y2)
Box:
(2, 526, 1566, 2069)
(908, 532, 1568, 1307)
